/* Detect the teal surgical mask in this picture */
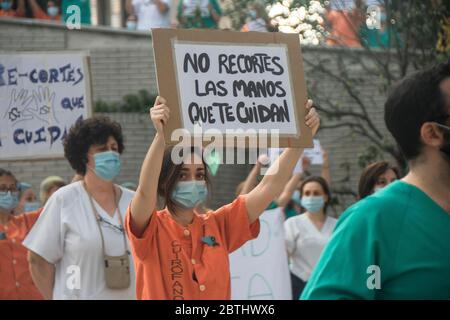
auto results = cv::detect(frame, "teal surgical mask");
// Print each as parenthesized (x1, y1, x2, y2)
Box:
(92, 151, 121, 181)
(0, 191, 19, 211)
(126, 21, 137, 30)
(291, 190, 302, 206)
(47, 6, 59, 17)
(24, 201, 41, 212)
(171, 181, 207, 209)
(301, 196, 325, 213)
(1, 1, 12, 10)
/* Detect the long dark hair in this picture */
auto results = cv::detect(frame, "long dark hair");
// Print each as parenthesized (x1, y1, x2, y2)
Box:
(358, 161, 400, 199)
(158, 146, 212, 213)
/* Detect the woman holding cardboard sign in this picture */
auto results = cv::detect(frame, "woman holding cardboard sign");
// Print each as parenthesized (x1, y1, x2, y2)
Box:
(125, 96, 320, 300)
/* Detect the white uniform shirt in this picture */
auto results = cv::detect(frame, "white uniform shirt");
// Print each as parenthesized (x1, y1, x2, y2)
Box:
(132, 0, 171, 30)
(284, 214, 337, 282)
(23, 181, 136, 300)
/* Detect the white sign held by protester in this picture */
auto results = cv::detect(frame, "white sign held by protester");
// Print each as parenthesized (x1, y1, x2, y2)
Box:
(230, 207, 292, 300)
(0, 52, 92, 161)
(303, 139, 323, 165)
(173, 42, 297, 134)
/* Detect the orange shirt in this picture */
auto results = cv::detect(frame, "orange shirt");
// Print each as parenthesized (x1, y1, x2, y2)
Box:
(125, 195, 260, 300)
(326, 10, 362, 47)
(0, 209, 43, 300)
(0, 10, 23, 17)
(31, 7, 60, 21)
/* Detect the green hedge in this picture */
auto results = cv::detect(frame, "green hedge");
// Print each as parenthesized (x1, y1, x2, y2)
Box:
(94, 89, 158, 113)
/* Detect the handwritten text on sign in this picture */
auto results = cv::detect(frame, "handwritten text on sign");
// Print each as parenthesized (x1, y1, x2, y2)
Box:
(0, 53, 90, 160)
(173, 42, 298, 135)
(230, 208, 292, 300)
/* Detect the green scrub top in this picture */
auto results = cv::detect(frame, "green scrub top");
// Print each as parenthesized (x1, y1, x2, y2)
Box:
(301, 180, 450, 300)
(177, 0, 221, 29)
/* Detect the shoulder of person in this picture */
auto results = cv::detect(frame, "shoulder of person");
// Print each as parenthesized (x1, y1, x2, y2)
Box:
(338, 182, 409, 230)
(44, 181, 83, 209)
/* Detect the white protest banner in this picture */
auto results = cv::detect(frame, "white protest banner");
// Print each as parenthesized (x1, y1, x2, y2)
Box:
(0, 52, 92, 161)
(152, 28, 313, 148)
(230, 207, 292, 300)
(303, 139, 323, 165)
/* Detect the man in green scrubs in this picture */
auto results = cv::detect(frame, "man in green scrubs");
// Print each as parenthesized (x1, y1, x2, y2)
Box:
(301, 63, 450, 300)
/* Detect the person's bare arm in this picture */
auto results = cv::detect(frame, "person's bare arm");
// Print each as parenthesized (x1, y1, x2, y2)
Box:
(276, 173, 302, 208)
(28, 0, 44, 16)
(155, 0, 169, 13)
(28, 251, 55, 300)
(125, 0, 135, 15)
(245, 101, 320, 223)
(239, 156, 267, 195)
(321, 148, 331, 186)
(16, 0, 25, 16)
(208, 3, 221, 23)
(129, 97, 169, 237)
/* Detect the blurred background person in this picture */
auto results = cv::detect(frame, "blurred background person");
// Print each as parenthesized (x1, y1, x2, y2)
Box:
(358, 161, 400, 199)
(24, 116, 136, 300)
(126, 0, 171, 31)
(16, 182, 39, 214)
(326, 0, 364, 47)
(284, 176, 336, 300)
(0, 168, 43, 300)
(39, 176, 66, 206)
(177, 0, 221, 29)
(0, 0, 25, 17)
(125, 13, 138, 30)
(28, 0, 61, 21)
(240, 1, 274, 32)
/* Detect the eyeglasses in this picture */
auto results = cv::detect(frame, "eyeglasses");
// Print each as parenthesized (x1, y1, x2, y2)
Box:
(0, 186, 19, 194)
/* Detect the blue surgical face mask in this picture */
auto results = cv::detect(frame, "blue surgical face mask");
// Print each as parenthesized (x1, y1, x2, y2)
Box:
(291, 190, 302, 206)
(126, 21, 137, 30)
(171, 181, 208, 209)
(0, 191, 19, 211)
(92, 151, 121, 181)
(47, 6, 59, 17)
(248, 9, 257, 20)
(300, 196, 325, 214)
(1, 1, 12, 10)
(24, 201, 41, 212)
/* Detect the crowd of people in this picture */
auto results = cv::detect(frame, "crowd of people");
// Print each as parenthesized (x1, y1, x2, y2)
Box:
(1, 62, 449, 300)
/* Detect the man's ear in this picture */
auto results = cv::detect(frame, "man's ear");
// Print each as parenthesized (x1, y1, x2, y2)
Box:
(420, 122, 444, 148)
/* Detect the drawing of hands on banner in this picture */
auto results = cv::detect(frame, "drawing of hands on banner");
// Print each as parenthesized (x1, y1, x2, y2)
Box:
(3, 89, 34, 125)
(30, 86, 58, 124)
(3, 86, 59, 127)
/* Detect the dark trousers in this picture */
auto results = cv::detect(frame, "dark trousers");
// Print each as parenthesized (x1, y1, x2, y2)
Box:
(290, 272, 307, 300)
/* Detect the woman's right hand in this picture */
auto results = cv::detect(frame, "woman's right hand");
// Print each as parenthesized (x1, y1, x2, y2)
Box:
(150, 96, 170, 135)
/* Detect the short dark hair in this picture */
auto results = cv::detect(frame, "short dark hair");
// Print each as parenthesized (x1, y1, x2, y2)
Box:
(63, 116, 124, 175)
(158, 146, 211, 213)
(0, 168, 17, 184)
(384, 63, 450, 161)
(299, 176, 331, 214)
(358, 161, 400, 199)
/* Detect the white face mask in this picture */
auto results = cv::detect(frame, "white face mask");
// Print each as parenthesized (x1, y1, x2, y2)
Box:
(373, 186, 384, 193)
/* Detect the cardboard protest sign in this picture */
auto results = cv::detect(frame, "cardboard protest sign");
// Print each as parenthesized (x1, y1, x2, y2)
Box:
(0, 52, 92, 161)
(152, 28, 312, 148)
(230, 207, 292, 300)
